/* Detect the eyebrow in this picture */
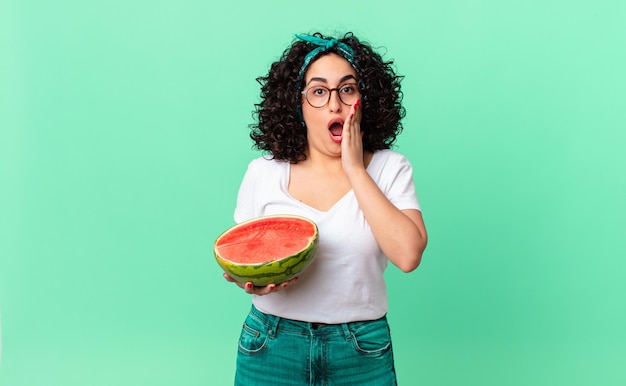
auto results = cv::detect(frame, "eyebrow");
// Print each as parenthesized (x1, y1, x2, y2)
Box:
(306, 74, 357, 86)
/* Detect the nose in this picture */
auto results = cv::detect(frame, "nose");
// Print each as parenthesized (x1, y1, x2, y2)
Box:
(328, 89, 342, 112)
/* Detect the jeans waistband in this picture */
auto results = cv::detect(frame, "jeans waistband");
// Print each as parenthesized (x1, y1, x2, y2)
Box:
(249, 304, 386, 338)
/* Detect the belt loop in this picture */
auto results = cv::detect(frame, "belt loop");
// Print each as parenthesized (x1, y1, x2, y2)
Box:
(341, 322, 352, 340)
(251, 304, 281, 337)
(268, 312, 281, 337)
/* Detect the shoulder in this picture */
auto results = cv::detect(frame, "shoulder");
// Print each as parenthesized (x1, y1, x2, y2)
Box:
(371, 149, 413, 169)
(246, 155, 289, 172)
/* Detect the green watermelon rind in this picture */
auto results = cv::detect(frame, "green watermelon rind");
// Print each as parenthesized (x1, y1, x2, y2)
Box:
(214, 215, 319, 286)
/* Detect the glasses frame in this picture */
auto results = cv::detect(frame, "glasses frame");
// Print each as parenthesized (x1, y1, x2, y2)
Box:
(301, 82, 360, 109)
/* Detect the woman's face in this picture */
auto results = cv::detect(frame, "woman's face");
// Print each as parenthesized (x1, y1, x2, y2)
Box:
(301, 53, 360, 159)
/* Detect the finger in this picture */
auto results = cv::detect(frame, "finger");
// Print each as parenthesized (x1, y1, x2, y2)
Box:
(345, 112, 361, 143)
(243, 282, 273, 295)
(343, 99, 360, 129)
(258, 277, 300, 295)
(277, 277, 298, 291)
(224, 273, 246, 289)
(344, 113, 355, 133)
(352, 99, 362, 123)
(346, 100, 361, 135)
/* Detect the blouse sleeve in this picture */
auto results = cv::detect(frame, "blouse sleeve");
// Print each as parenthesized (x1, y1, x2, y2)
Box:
(234, 159, 260, 223)
(385, 154, 421, 211)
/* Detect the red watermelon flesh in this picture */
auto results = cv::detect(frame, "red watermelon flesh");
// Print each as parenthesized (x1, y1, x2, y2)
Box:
(214, 215, 319, 286)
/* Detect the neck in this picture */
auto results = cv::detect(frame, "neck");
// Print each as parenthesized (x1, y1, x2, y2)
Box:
(303, 150, 345, 171)
(300, 150, 373, 173)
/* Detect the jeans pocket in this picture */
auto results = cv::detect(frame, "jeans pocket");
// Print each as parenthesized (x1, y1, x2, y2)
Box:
(349, 319, 392, 356)
(238, 320, 269, 355)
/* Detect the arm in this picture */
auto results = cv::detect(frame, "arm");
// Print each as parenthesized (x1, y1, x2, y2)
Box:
(347, 170, 427, 272)
(341, 101, 428, 272)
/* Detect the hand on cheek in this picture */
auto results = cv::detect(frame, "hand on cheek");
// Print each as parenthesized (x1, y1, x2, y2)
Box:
(344, 99, 361, 137)
(341, 99, 364, 171)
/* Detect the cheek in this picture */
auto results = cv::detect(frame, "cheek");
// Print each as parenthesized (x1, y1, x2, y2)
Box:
(301, 105, 321, 126)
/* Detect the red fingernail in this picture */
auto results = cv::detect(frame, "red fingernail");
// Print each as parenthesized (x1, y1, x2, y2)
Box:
(349, 114, 354, 120)
(269, 284, 276, 291)
(246, 283, 253, 289)
(282, 283, 288, 288)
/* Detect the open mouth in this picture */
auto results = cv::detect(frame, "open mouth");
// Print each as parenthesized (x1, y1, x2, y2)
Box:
(328, 119, 344, 141)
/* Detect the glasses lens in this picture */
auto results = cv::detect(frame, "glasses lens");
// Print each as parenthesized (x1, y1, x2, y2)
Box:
(338, 83, 359, 106)
(306, 87, 329, 108)
(305, 83, 360, 108)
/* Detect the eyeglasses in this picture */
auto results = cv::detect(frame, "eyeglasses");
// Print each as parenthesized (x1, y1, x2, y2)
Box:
(301, 83, 360, 108)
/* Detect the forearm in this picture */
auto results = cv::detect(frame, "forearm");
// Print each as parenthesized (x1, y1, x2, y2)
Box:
(348, 168, 428, 272)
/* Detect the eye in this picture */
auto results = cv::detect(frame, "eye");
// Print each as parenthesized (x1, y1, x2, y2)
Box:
(311, 87, 328, 97)
(340, 84, 357, 94)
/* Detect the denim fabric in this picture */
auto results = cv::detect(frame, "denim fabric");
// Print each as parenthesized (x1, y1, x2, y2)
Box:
(235, 305, 397, 386)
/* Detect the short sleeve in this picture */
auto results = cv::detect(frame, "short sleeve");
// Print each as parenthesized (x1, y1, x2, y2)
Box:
(386, 154, 421, 211)
(233, 160, 260, 223)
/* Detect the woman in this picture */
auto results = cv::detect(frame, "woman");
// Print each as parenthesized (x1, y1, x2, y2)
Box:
(224, 32, 428, 385)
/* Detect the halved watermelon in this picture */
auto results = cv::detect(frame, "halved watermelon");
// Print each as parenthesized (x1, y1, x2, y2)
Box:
(214, 215, 319, 286)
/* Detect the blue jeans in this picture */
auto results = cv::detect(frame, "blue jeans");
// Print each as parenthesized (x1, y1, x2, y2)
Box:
(235, 305, 397, 386)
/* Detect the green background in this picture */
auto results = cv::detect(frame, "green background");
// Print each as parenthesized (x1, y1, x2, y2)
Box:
(1, 0, 625, 385)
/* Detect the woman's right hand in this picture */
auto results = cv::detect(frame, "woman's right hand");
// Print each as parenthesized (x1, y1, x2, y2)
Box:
(222, 273, 298, 296)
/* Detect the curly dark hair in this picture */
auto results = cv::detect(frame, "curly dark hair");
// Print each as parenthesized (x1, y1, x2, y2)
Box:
(250, 32, 405, 163)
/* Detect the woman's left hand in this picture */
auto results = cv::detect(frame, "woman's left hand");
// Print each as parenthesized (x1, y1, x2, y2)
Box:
(223, 273, 298, 296)
(341, 99, 364, 173)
